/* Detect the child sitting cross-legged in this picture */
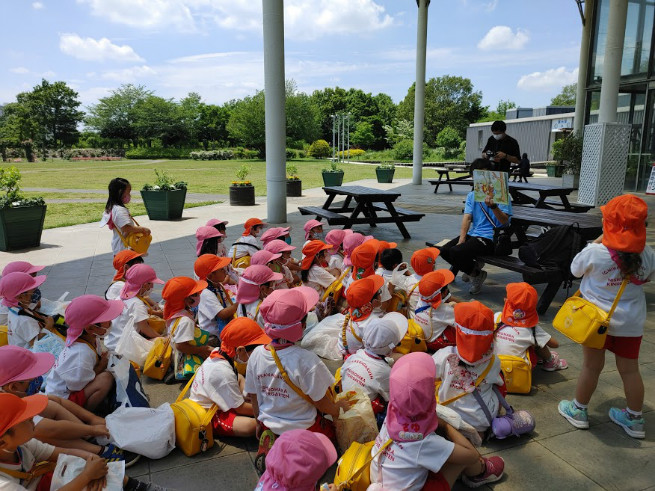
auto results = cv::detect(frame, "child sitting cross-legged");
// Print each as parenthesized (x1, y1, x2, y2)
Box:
(194, 255, 238, 338)
(338, 275, 386, 357)
(411, 269, 458, 353)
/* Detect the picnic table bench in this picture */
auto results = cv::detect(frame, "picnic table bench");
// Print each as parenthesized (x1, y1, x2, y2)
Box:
(298, 185, 425, 239)
(509, 182, 592, 212)
(429, 167, 473, 194)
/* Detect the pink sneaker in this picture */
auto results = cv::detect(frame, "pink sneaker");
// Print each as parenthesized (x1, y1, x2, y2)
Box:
(462, 456, 505, 488)
(542, 351, 568, 371)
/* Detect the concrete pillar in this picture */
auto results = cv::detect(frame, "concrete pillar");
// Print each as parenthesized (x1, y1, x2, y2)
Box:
(412, 0, 429, 185)
(262, 0, 286, 223)
(574, 0, 593, 133)
(598, 0, 628, 123)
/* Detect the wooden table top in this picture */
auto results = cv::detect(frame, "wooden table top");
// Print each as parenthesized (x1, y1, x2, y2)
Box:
(322, 186, 401, 199)
(511, 207, 601, 229)
(508, 182, 575, 193)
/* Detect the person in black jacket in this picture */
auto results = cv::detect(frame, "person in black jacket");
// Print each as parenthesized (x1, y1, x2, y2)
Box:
(482, 121, 520, 173)
(513, 153, 530, 183)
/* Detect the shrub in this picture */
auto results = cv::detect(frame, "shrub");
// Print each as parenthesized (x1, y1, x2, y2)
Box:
(0, 166, 44, 209)
(141, 169, 187, 191)
(337, 149, 365, 159)
(393, 140, 414, 160)
(125, 147, 196, 159)
(308, 139, 330, 159)
(436, 127, 462, 158)
(287, 163, 300, 180)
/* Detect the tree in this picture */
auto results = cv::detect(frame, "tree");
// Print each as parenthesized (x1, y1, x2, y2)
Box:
(351, 121, 376, 148)
(383, 119, 413, 146)
(198, 104, 231, 149)
(551, 83, 576, 106)
(477, 99, 516, 123)
(286, 80, 320, 147)
(397, 75, 485, 146)
(436, 126, 462, 157)
(226, 91, 266, 153)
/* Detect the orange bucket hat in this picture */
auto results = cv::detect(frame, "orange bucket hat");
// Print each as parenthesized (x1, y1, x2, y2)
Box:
(162, 276, 207, 320)
(411, 247, 440, 276)
(301, 240, 332, 270)
(346, 274, 385, 309)
(601, 194, 648, 253)
(112, 250, 144, 281)
(243, 218, 267, 236)
(502, 282, 539, 327)
(194, 254, 232, 281)
(350, 240, 380, 280)
(454, 301, 495, 364)
(219, 317, 271, 358)
(418, 269, 454, 308)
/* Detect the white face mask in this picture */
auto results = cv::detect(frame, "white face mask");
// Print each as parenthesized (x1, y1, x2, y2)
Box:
(493, 133, 503, 140)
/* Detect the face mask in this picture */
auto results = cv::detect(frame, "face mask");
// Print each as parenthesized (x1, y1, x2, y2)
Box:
(188, 296, 201, 308)
(122, 194, 131, 204)
(26, 376, 44, 396)
(141, 286, 153, 297)
(314, 232, 326, 241)
(284, 236, 292, 245)
(493, 133, 503, 140)
(31, 288, 42, 305)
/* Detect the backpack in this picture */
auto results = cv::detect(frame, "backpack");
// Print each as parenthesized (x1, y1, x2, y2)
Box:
(518, 224, 584, 286)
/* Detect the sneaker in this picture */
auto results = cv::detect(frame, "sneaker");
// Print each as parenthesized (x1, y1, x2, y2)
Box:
(469, 270, 487, 295)
(99, 443, 124, 463)
(462, 456, 505, 488)
(461, 273, 471, 283)
(542, 351, 568, 371)
(558, 400, 589, 429)
(123, 450, 141, 469)
(255, 429, 276, 475)
(609, 407, 645, 439)
(126, 477, 170, 491)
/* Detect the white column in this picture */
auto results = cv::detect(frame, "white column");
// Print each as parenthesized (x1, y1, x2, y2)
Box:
(574, 0, 593, 133)
(412, 0, 429, 185)
(598, 0, 628, 123)
(263, 0, 287, 223)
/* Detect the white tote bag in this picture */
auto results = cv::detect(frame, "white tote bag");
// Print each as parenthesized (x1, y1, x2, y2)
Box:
(114, 315, 153, 367)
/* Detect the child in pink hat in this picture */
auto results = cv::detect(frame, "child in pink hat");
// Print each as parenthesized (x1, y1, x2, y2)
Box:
(0, 272, 52, 349)
(206, 218, 229, 256)
(369, 352, 504, 491)
(325, 229, 352, 272)
(46, 295, 124, 411)
(236, 265, 283, 327)
(104, 264, 165, 353)
(256, 429, 337, 491)
(245, 287, 352, 472)
(303, 219, 325, 243)
(260, 226, 291, 246)
(195, 225, 224, 257)
(265, 239, 302, 284)
(252, 250, 293, 289)
(1, 261, 46, 317)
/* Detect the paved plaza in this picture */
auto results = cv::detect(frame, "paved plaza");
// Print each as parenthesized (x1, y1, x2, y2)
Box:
(2, 175, 654, 491)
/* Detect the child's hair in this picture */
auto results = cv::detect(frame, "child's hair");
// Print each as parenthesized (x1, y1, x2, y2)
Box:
(380, 248, 402, 271)
(199, 237, 219, 256)
(105, 177, 130, 212)
(127, 256, 144, 268)
(470, 158, 491, 171)
(301, 269, 309, 283)
(615, 251, 642, 277)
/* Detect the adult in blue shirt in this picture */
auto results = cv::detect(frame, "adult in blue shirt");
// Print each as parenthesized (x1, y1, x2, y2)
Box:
(439, 159, 512, 294)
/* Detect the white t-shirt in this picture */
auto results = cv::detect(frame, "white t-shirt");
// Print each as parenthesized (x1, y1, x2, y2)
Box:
(328, 253, 345, 272)
(106, 297, 149, 353)
(411, 301, 455, 342)
(170, 316, 196, 345)
(198, 289, 225, 336)
(341, 273, 354, 295)
(433, 346, 503, 432)
(105, 205, 133, 256)
(6, 308, 41, 348)
(244, 345, 334, 434)
(0, 304, 8, 326)
(337, 315, 377, 355)
(306, 265, 336, 295)
(493, 313, 550, 359)
(0, 439, 55, 491)
(46, 341, 99, 398)
(341, 349, 391, 402)
(105, 281, 125, 301)
(190, 355, 244, 411)
(406, 274, 422, 313)
(571, 243, 655, 337)
(236, 301, 264, 327)
(229, 235, 262, 259)
(369, 423, 455, 491)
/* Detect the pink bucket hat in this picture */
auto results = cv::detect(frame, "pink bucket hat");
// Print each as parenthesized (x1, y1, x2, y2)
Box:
(264, 239, 295, 254)
(261, 227, 291, 245)
(2, 261, 45, 276)
(260, 287, 318, 342)
(387, 352, 438, 442)
(325, 229, 352, 252)
(251, 250, 282, 266)
(206, 218, 228, 228)
(196, 226, 224, 256)
(120, 264, 164, 300)
(0, 346, 55, 387)
(258, 429, 337, 491)
(64, 295, 124, 347)
(342, 232, 365, 267)
(0, 272, 47, 308)
(303, 219, 322, 240)
(236, 265, 283, 305)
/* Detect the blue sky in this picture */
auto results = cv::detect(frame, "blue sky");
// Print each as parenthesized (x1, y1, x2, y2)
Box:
(1, 0, 582, 112)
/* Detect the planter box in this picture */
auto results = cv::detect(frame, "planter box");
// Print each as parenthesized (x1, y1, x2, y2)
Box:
(376, 168, 395, 183)
(562, 173, 580, 189)
(546, 165, 564, 178)
(140, 189, 186, 220)
(322, 170, 344, 187)
(286, 179, 302, 197)
(0, 204, 47, 251)
(229, 185, 255, 206)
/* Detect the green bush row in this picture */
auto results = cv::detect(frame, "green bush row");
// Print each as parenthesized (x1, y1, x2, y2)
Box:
(190, 148, 260, 160)
(125, 147, 197, 159)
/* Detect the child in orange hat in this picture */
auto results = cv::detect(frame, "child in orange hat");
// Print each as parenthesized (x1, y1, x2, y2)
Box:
(338, 275, 386, 357)
(347, 240, 393, 315)
(189, 317, 270, 438)
(433, 301, 504, 436)
(494, 282, 567, 371)
(559, 194, 655, 439)
(105, 250, 144, 300)
(229, 218, 267, 267)
(194, 255, 238, 337)
(406, 247, 441, 312)
(300, 240, 341, 319)
(412, 269, 458, 353)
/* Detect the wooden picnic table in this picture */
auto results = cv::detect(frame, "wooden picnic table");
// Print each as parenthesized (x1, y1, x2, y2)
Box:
(298, 185, 424, 239)
(428, 167, 473, 193)
(510, 206, 602, 242)
(508, 182, 592, 212)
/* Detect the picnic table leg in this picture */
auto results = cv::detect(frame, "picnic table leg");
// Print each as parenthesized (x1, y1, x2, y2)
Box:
(444, 172, 453, 192)
(322, 193, 337, 210)
(363, 201, 378, 228)
(560, 194, 572, 211)
(344, 200, 367, 230)
(536, 281, 561, 314)
(385, 202, 411, 239)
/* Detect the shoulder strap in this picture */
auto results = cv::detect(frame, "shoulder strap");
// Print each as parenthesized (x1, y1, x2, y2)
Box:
(439, 355, 495, 406)
(0, 461, 56, 480)
(231, 241, 261, 251)
(606, 279, 629, 323)
(269, 346, 314, 404)
(478, 202, 497, 228)
(408, 282, 419, 296)
(175, 364, 219, 423)
(341, 313, 351, 352)
(112, 210, 138, 247)
(348, 439, 394, 485)
(349, 317, 363, 343)
(472, 385, 513, 427)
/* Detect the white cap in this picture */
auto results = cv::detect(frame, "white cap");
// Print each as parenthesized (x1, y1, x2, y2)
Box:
(363, 312, 409, 355)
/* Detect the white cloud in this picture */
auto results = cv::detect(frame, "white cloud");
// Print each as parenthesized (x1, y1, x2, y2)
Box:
(10, 67, 29, 74)
(478, 26, 529, 51)
(517, 66, 579, 91)
(100, 65, 156, 81)
(32, 2, 44, 9)
(59, 33, 144, 62)
(77, 0, 393, 40)
(459, 0, 498, 12)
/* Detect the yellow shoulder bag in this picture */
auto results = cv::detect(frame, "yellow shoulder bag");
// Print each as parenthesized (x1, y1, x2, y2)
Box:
(334, 438, 393, 491)
(322, 268, 351, 303)
(144, 318, 181, 380)
(395, 318, 427, 355)
(0, 461, 56, 481)
(498, 354, 531, 394)
(170, 369, 218, 457)
(0, 325, 8, 347)
(115, 215, 152, 254)
(438, 356, 495, 405)
(553, 279, 628, 349)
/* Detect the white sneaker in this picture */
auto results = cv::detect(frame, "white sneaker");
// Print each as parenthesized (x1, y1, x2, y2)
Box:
(469, 270, 487, 295)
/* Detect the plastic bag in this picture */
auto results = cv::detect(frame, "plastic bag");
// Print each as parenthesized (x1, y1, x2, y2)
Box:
(105, 403, 176, 459)
(32, 332, 65, 384)
(301, 313, 344, 361)
(51, 454, 124, 491)
(335, 390, 379, 454)
(436, 404, 482, 447)
(114, 316, 153, 367)
(108, 354, 150, 409)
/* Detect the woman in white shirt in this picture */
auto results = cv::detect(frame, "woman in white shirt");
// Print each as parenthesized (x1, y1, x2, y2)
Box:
(100, 178, 150, 256)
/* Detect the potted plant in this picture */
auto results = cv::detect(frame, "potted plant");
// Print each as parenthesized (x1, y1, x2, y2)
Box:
(140, 169, 187, 220)
(552, 132, 583, 188)
(375, 162, 395, 183)
(286, 163, 302, 197)
(545, 161, 564, 178)
(0, 166, 46, 251)
(321, 160, 344, 187)
(229, 165, 255, 206)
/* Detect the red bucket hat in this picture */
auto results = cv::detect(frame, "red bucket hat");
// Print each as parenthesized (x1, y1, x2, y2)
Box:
(220, 317, 271, 358)
(501, 282, 539, 327)
(454, 301, 495, 364)
(0, 393, 48, 436)
(350, 240, 379, 279)
(243, 218, 266, 236)
(346, 274, 385, 309)
(601, 194, 648, 253)
(194, 255, 232, 281)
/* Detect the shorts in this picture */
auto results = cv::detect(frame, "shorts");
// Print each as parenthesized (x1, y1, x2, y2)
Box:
(426, 327, 456, 353)
(68, 390, 87, 407)
(422, 471, 450, 491)
(212, 409, 238, 437)
(603, 335, 642, 359)
(306, 413, 336, 442)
